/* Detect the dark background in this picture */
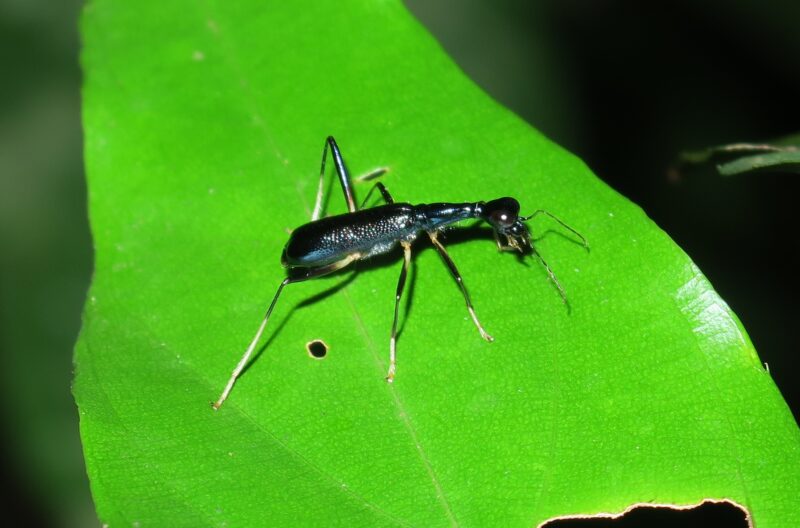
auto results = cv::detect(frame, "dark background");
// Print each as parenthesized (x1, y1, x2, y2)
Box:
(1, 0, 796, 525)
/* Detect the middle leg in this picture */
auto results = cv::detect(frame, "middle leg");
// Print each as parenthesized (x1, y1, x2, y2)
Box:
(359, 181, 394, 209)
(386, 241, 412, 382)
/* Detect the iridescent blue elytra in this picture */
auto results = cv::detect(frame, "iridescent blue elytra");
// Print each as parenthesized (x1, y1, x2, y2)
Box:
(282, 202, 482, 268)
(212, 136, 586, 410)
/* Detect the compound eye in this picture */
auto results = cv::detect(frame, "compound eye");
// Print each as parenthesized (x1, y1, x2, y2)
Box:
(490, 210, 514, 227)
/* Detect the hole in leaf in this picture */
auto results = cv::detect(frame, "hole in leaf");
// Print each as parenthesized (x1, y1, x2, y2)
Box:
(306, 339, 328, 359)
(541, 500, 749, 528)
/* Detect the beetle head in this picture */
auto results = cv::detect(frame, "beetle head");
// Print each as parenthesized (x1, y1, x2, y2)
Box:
(478, 197, 532, 252)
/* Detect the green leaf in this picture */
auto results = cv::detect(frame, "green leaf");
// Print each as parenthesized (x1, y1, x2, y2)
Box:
(76, 1, 800, 526)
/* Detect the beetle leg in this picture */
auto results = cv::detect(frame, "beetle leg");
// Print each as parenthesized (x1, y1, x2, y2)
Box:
(359, 182, 395, 209)
(386, 242, 412, 383)
(311, 136, 357, 220)
(213, 252, 360, 409)
(428, 232, 494, 342)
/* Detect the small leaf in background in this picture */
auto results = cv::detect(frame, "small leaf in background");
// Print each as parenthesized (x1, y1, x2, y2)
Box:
(674, 134, 800, 177)
(75, 0, 800, 526)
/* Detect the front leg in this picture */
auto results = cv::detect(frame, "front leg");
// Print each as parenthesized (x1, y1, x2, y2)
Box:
(428, 232, 494, 342)
(494, 232, 523, 253)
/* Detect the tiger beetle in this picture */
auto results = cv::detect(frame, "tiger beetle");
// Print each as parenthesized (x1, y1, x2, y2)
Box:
(212, 136, 587, 409)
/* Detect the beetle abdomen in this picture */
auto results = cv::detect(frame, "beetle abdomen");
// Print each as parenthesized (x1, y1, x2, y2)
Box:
(282, 203, 418, 268)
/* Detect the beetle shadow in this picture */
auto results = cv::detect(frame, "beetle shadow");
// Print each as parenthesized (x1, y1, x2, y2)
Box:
(242, 247, 408, 374)
(242, 271, 358, 374)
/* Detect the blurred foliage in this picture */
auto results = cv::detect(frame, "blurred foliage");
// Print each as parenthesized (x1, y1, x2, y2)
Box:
(675, 137, 800, 176)
(0, 0, 96, 526)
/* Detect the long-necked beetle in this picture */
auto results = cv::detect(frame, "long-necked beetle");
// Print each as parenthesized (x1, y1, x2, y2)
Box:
(213, 136, 587, 409)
